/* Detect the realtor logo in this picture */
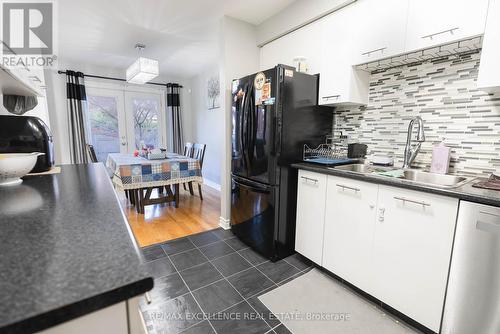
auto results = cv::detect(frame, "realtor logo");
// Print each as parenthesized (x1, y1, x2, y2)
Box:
(2, 1, 53, 55)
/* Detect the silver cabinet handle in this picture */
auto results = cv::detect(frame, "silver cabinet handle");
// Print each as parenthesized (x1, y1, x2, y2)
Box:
(145, 292, 152, 304)
(301, 176, 318, 184)
(322, 95, 340, 100)
(421, 27, 459, 40)
(361, 47, 387, 56)
(336, 184, 360, 192)
(393, 196, 430, 207)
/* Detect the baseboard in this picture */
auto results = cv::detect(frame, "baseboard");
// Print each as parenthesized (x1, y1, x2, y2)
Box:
(203, 178, 221, 191)
(219, 216, 230, 230)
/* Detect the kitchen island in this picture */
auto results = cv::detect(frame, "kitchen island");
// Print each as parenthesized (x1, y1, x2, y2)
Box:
(0, 164, 153, 333)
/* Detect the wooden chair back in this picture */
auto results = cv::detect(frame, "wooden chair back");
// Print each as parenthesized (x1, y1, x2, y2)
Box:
(184, 142, 194, 158)
(86, 144, 98, 163)
(192, 143, 206, 169)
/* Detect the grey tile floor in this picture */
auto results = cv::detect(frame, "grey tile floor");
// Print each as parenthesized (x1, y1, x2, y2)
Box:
(141, 228, 312, 334)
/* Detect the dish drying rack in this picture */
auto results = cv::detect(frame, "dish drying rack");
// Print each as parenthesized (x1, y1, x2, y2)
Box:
(303, 134, 349, 162)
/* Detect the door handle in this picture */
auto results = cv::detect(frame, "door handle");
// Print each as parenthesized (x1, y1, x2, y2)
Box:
(393, 196, 430, 207)
(336, 184, 360, 192)
(361, 47, 387, 57)
(421, 27, 459, 40)
(301, 176, 318, 184)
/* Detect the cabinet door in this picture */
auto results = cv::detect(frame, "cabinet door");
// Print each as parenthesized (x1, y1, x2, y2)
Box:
(477, 0, 500, 92)
(322, 176, 378, 292)
(372, 186, 458, 332)
(295, 170, 328, 264)
(260, 21, 322, 74)
(353, 0, 409, 65)
(318, 4, 369, 105)
(405, 0, 489, 52)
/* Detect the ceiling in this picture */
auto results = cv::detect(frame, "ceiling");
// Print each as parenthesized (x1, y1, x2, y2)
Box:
(57, 0, 295, 79)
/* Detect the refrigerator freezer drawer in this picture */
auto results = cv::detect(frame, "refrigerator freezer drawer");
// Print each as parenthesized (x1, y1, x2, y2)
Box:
(230, 176, 278, 260)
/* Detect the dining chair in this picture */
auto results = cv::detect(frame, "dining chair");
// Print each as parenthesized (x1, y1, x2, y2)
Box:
(188, 143, 206, 200)
(183, 142, 194, 191)
(86, 144, 98, 163)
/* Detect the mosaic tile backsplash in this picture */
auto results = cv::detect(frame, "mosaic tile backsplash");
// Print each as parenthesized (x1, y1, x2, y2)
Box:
(334, 51, 500, 176)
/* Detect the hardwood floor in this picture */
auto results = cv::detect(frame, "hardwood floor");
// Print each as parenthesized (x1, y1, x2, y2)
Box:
(118, 184, 221, 247)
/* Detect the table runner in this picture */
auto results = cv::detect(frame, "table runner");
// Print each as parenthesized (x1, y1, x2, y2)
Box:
(106, 153, 202, 190)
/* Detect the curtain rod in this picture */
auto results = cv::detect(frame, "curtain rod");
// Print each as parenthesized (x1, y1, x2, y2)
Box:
(56, 70, 183, 88)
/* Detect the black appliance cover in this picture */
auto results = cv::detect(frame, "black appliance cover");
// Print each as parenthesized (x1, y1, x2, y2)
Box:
(0, 115, 54, 172)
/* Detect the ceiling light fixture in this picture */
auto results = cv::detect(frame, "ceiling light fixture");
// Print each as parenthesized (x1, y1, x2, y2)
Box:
(126, 43, 159, 84)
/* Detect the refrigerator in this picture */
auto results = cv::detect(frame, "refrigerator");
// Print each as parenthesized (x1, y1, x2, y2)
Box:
(230, 65, 333, 261)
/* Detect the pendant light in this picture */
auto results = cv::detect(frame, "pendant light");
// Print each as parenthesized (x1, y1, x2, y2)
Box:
(126, 43, 159, 84)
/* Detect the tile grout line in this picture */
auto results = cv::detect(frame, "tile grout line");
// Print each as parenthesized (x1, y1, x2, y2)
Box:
(157, 235, 242, 259)
(219, 238, 281, 288)
(162, 250, 219, 334)
(191, 240, 274, 333)
(264, 323, 283, 334)
(143, 231, 312, 333)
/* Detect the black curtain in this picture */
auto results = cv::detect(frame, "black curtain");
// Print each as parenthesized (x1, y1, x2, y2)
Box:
(66, 70, 88, 164)
(167, 83, 183, 154)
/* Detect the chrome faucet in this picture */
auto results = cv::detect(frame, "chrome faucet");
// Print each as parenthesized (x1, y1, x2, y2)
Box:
(403, 116, 425, 169)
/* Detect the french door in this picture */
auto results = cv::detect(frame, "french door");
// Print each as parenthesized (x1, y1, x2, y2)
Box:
(124, 91, 164, 152)
(86, 86, 166, 162)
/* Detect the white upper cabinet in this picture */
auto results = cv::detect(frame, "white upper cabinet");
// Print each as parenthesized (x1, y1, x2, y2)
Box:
(259, 21, 323, 74)
(405, 0, 489, 52)
(319, 4, 369, 106)
(353, 0, 409, 65)
(477, 0, 500, 92)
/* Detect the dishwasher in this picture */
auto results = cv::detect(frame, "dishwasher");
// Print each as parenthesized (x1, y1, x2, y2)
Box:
(441, 201, 500, 334)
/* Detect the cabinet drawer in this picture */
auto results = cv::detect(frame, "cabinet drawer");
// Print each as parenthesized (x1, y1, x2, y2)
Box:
(295, 170, 328, 264)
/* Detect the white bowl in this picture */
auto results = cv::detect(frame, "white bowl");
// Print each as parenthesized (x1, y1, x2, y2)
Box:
(0, 152, 44, 186)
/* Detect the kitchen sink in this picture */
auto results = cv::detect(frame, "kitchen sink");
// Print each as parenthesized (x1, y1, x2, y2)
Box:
(331, 164, 474, 189)
(334, 164, 374, 173)
(402, 169, 472, 188)
(334, 164, 394, 173)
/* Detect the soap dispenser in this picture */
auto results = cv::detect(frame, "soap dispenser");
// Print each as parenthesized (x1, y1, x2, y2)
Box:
(430, 139, 451, 174)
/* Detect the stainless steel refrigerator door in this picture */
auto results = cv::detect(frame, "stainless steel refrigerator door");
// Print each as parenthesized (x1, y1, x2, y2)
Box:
(441, 201, 500, 334)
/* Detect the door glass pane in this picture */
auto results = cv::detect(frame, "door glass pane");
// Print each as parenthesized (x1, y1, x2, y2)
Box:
(132, 97, 160, 150)
(87, 95, 120, 162)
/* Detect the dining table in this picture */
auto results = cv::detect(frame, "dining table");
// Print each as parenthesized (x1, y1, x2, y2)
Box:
(106, 152, 203, 213)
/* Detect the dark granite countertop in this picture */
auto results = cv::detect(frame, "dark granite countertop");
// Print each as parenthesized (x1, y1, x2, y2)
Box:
(0, 164, 153, 333)
(293, 162, 500, 208)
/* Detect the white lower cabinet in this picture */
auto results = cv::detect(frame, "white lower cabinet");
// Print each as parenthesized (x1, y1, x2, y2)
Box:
(371, 186, 458, 332)
(295, 170, 459, 331)
(295, 170, 328, 264)
(38, 297, 147, 334)
(322, 176, 378, 293)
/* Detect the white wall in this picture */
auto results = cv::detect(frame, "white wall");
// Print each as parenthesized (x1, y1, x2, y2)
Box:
(44, 62, 191, 164)
(256, 0, 355, 46)
(188, 66, 223, 189)
(219, 16, 260, 225)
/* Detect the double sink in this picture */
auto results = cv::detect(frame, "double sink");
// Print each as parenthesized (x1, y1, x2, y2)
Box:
(332, 164, 473, 189)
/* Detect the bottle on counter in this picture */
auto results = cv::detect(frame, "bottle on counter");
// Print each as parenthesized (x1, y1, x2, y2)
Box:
(430, 139, 451, 174)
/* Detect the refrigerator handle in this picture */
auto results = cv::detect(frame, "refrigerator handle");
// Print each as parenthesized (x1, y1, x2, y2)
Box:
(232, 176, 272, 193)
